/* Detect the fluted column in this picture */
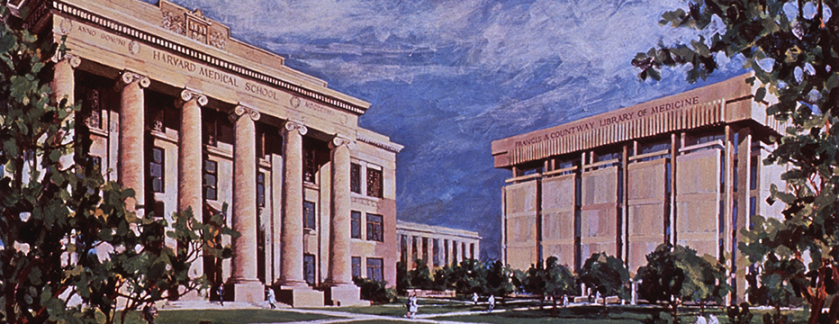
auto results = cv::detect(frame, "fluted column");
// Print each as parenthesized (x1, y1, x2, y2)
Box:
(51, 54, 81, 169)
(327, 135, 353, 286)
(228, 105, 261, 283)
(115, 71, 150, 214)
(281, 120, 308, 287)
(177, 90, 207, 218)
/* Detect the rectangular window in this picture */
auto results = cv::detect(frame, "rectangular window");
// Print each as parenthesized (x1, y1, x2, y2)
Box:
(149, 147, 164, 193)
(304, 201, 316, 230)
(304, 146, 316, 183)
(433, 239, 440, 267)
(304, 254, 316, 285)
(257, 172, 265, 208)
(366, 258, 383, 282)
(366, 168, 383, 198)
(350, 163, 361, 194)
(351, 211, 361, 239)
(366, 214, 383, 242)
(750, 156, 758, 190)
(400, 235, 408, 263)
(422, 237, 428, 263)
(352, 256, 362, 279)
(204, 160, 218, 200)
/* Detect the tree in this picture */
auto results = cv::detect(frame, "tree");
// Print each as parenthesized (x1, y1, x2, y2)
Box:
(410, 258, 434, 290)
(0, 4, 235, 323)
(485, 260, 515, 298)
(544, 256, 577, 316)
(633, 1, 839, 323)
(449, 259, 487, 295)
(396, 261, 410, 294)
(521, 261, 548, 306)
(637, 244, 730, 323)
(579, 252, 630, 314)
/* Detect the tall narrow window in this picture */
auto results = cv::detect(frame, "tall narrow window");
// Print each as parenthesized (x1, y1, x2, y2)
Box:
(366, 214, 383, 242)
(350, 163, 361, 194)
(256, 172, 265, 207)
(303, 201, 316, 230)
(351, 211, 361, 239)
(750, 156, 758, 190)
(366, 258, 383, 281)
(149, 147, 164, 193)
(204, 160, 218, 200)
(304, 146, 316, 183)
(367, 168, 382, 198)
(352, 256, 362, 279)
(303, 254, 316, 285)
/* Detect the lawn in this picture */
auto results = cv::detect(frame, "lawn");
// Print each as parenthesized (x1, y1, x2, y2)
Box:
(437, 305, 809, 324)
(115, 309, 337, 324)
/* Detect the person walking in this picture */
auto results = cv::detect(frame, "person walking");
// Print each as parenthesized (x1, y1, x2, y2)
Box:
(266, 287, 277, 309)
(488, 295, 495, 312)
(142, 303, 157, 324)
(217, 285, 225, 306)
(409, 294, 418, 318)
(472, 292, 479, 305)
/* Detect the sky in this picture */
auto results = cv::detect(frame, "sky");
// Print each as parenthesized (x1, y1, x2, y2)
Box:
(144, 0, 748, 261)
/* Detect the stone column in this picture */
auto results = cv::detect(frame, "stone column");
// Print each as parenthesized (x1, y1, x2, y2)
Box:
(115, 71, 150, 214)
(51, 54, 80, 169)
(177, 90, 207, 282)
(327, 135, 353, 286)
(177, 90, 207, 220)
(326, 135, 364, 306)
(226, 105, 263, 303)
(278, 121, 325, 307)
(280, 120, 308, 287)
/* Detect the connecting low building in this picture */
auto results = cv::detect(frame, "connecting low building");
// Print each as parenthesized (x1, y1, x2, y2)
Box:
(20, 0, 402, 306)
(396, 220, 481, 269)
(491, 74, 787, 301)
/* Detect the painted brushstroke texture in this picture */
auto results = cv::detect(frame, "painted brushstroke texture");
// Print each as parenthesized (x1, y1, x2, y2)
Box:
(142, 0, 747, 260)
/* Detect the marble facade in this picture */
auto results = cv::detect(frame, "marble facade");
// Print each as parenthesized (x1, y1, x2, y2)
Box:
(26, 0, 403, 307)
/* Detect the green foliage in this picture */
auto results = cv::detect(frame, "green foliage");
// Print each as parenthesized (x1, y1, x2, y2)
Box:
(353, 276, 397, 304)
(449, 259, 488, 295)
(410, 258, 434, 290)
(726, 303, 754, 324)
(636, 1, 839, 323)
(485, 260, 516, 298)
(544, 257, 578, 298)
(579, 252, 630, 301)
(0, 4, 235, 323)
(637, 244, 730, 307)
(396, 261, 410, 294)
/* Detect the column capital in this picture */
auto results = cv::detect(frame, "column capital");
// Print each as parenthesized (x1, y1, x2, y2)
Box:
(330, 134, 355, 150)
(51, 53, 81, 68)
(229, 105, 261, 123)
(283, 120, 308, 136)
(114, 70, 150, 91)
(177, 89, 209, 107)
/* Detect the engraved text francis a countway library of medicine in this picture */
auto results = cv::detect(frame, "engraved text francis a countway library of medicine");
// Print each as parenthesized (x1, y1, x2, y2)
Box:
(513, 95, 701, 148)
(68, 18, 345, 123)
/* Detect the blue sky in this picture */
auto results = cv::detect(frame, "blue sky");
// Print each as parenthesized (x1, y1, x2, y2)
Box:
(146, 0, 747, 261)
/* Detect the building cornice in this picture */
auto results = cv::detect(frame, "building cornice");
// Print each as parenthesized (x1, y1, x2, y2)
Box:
(49, 0, 369, 116)
(357, 132, 404, 153)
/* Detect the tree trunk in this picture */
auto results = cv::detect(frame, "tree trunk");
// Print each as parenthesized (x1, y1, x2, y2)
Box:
(808, 295, 825, 324)
(671, 302, 680, 324)
(552, 295, 557, 317)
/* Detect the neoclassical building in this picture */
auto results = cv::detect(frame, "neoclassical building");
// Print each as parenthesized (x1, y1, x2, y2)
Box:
(19, 0, 402, 306)
(491, 74, 787, 301)
(396, 220, 481, 270)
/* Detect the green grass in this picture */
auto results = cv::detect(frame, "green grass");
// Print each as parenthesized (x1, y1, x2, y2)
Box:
(437, 305, 810, 324)
(116, 309, 338, 324)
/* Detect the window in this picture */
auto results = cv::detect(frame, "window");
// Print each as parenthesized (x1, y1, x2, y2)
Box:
(422, 237, 428, 262)
(257, 172, 265, 208)
(304, 201, 316, 230)
(351, 211, 361, 239)
(352, 257, 361, 279)
(304, 254, 316, 285)
(366, 258, 383, 282)
(366, 168, 382, 198)
(366, 214, 383, 242)
(350, 163, 361, 194)
(400, 235, 408, 263)
(304, 146, 317, 183)
(750, 156, 758, 190)
(204, 160, 218, 200)
(149, 147, 164, 193)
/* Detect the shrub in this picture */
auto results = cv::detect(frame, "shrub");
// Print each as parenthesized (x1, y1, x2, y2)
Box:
(353, 277, 397, 304)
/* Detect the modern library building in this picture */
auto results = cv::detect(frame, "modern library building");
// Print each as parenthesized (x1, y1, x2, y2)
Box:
(491, 74, 787, 300)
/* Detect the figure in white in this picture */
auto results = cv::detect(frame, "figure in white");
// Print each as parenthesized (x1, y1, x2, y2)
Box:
(266, 287, 277, 309)
(488, 295, 496, 312)
(708, 314, 720, 324)
(472, 292, 479, 305)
